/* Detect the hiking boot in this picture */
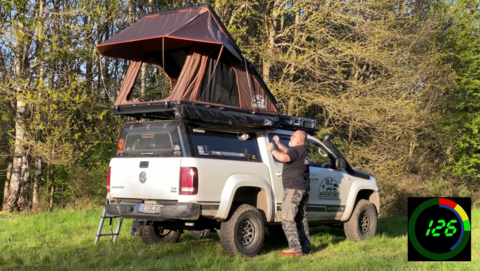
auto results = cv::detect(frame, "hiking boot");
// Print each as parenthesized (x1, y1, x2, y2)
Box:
(281, 249, 303, 256)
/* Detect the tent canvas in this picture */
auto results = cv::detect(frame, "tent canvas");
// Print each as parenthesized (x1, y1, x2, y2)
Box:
(96, 3, 278, 115)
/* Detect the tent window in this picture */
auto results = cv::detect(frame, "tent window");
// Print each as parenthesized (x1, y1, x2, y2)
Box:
(143, 47, 189, 81)
(127, 58, 172, 102)
(196, 50, 239, 107)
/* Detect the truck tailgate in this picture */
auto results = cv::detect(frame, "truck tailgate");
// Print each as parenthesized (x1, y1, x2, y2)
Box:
(109, 157, 182, 200)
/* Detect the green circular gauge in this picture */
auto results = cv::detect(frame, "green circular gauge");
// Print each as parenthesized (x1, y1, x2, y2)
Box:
(408, 198, 471, 260)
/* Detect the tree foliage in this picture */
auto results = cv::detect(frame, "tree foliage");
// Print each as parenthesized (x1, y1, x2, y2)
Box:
(0, 0, 479, 214)
(440, 0, 480, 183)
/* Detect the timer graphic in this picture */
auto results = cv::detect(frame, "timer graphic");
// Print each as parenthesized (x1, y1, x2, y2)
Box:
(408, 197, 471, 261)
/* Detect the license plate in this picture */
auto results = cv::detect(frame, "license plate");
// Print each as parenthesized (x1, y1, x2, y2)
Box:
(137, 204, 163, 213)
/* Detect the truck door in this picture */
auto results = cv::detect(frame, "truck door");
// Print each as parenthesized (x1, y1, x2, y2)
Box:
(304, 140, 352, 221)
(265, 133, 290, 222)
(266, 132, 323, 222)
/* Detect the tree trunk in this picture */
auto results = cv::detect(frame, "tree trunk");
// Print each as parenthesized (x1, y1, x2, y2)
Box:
(84, 14, 93, 90)
(17, 155, 30, 211)
(4, 21, 30, 212)
(31, 0, 44, 212)
(2, 163, 12, 211)
(141, 63, 146, 98)
(263, 18, 274, 84)
(49, 166, 54, 211)
(32, 159, 41, 211)
(18, 156, 30, 211)
(263, 1, 280, 84)
(103, 5, 111, 101)
(287, 96, 295, 116)
(128, 0, 133, 24)
(262, 60, 271, 85)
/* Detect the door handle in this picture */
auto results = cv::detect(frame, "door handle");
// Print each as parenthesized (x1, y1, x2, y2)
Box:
(275, 172, 282, 176)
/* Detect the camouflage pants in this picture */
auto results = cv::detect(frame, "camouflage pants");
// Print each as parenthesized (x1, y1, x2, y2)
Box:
(281, 189, 311, 254)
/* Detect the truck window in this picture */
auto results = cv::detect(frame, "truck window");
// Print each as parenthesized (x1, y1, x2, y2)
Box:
(116, 121, 183, 157)
(268, 133, 334, 167)
(124, 132, 172, 151)
(267, 133, 292, 163)
(190, 128, 261, 162)
(305, 141, 333, 167)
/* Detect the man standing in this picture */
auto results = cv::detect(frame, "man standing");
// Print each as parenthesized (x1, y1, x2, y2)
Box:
(269, 130, 311, 256)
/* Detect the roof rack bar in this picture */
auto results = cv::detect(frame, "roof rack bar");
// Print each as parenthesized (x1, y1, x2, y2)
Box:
(111, 102, 318, 135)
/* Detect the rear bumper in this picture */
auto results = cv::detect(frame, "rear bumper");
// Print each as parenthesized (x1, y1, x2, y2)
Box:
(105, 202, 201, 221)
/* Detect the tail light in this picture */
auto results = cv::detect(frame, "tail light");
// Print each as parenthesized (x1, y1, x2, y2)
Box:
(107, 167, 111, 192)
(179, 167, 198, 195)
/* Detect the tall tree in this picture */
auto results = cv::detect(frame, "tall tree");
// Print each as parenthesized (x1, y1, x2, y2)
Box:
(32, 0, 45, 212)
(4, 0, 34, 212)
(1, 0, 126, 212)
(440, 0, 480, 187)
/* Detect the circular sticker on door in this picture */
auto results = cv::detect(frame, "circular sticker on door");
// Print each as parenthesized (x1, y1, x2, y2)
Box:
(318, 177, 339, 199)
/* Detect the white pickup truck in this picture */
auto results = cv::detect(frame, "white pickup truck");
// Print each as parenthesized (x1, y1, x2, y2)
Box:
(104, 119, 380, 256)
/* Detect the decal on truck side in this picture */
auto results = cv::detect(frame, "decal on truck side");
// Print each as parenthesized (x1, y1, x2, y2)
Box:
(318, 177, 340, 199)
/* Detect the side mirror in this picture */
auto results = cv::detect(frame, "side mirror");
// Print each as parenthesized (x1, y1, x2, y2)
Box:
(335, 158, 346, 170)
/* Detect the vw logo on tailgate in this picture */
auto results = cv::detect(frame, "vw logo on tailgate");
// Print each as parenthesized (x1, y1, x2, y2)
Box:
(139, 171, 147, 183)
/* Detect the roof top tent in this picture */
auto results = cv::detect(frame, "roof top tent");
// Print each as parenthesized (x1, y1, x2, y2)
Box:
(96, 3, 318, 135)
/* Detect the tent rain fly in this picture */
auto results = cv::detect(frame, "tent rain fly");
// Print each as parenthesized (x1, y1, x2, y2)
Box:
(96, 3, 278, 116)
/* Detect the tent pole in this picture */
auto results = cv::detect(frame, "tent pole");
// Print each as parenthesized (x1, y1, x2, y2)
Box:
(162, 37, 165, 98)
(162, 37, 165, 70)
(244, 55, 254, 113)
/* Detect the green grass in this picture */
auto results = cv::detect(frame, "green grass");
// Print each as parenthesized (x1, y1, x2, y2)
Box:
(0, 208, 479, 271)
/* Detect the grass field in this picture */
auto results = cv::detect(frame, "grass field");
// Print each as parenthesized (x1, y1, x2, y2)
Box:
(0, 207, 478, 271)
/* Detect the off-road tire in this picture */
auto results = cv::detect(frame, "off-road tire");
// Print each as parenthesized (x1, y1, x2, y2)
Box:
(218, 204, 265, 257)
(190, 229, 210, 239)
(141, 224, 181, 245)
(344, 199, 377, 242)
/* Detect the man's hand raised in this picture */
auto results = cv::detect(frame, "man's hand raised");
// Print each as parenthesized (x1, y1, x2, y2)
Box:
(269, 142, 275, 151)
(273, 135, 280, 144)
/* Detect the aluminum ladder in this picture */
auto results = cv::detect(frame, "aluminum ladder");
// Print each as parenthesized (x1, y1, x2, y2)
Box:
(94, 206, 124, 244)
